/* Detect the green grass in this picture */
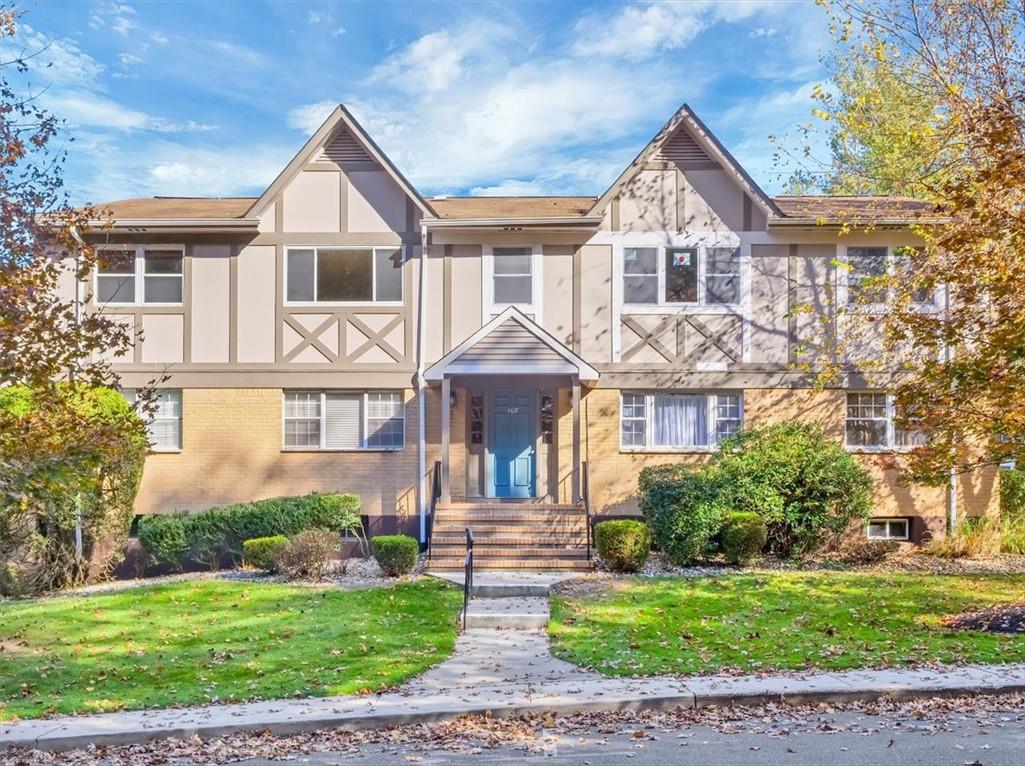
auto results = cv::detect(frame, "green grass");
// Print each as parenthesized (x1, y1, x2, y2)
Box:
(0, 578, 462, 720)
(549, 573, 1025, 676)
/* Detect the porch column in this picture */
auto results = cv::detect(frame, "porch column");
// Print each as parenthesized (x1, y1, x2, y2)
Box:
(441, 375, 451, 503)
(571, 376, 581, 503)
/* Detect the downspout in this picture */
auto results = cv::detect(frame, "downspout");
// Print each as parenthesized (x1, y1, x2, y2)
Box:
(416, 222, 429, 544)
(943, 281, 957, 535)
(69, 225, 86, 562)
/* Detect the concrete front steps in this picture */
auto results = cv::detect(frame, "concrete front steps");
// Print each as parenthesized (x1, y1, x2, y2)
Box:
(462, 596, 549, 629)
(427, 502, 591, 571)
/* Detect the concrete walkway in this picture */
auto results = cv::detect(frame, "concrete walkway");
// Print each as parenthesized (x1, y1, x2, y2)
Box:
(3, 570, 1025, 753)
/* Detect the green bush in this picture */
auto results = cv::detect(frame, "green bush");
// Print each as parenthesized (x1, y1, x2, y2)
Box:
(594, 519, 652, 572)
(137, 514, 189, 569)
(137, 492, 360, 569)
(638, 464, 730, 565)
(1001, 469, 1025, 521)
(243, 535, 290, 572)
(714, 423, 873, 556)
(273, 529, 339, 580)
(371, 534, 419, 576)
(0, 385, 147, 594)
(720, 512, 767, 565)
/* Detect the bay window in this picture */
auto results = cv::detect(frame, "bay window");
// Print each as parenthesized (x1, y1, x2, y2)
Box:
(622, 245, 740, 306)
(283, 391, 404, 450)
(96, 247, 184, 305)
(621, 391, 742, 450)
(285, 247, 402, 303)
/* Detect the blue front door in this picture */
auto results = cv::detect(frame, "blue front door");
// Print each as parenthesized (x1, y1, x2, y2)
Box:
(487, 391, 536, 498)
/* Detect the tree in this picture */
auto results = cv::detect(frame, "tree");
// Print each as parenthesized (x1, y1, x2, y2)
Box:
(0, 6, 150, 593)
(782, 1, 1025, 501)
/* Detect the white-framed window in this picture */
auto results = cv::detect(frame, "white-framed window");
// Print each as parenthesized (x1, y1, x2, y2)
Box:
(483, 244, 542, 319)
(282, 390, 404, 450)
(123, 388, 182, 452)
(620, 391, 742, 450)
(285, 246, 403, 304)
(866, 518, 910, 541)
(95, 246, 184, 305)
(622, 245, 740, 307)
(839, 245, 936, 308)
(845, 392, 928, 450)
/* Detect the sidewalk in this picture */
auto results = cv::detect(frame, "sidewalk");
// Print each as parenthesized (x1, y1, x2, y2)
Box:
(3, 570, 1024, 752)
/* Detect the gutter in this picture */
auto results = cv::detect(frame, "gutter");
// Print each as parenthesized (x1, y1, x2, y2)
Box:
(768, 217, 949, 228)
(425, 216, 602, 228)
(88, 218, 261, 232)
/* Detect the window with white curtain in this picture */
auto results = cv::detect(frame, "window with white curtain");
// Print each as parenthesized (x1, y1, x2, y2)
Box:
(845, 392, 928, 449)
(621, 246, 741, 306)
(620, 391, 742, 450)
(123, 388, 182, 451)
(491, 247, 534, 306)
(283, 391, 404, 450)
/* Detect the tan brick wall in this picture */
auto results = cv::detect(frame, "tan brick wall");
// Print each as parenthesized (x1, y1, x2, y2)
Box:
(135, 388, 422, 518)
(557, 387, 1000, 534)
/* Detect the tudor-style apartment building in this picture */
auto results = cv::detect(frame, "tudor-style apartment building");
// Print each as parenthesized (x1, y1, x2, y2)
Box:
(74, 103, 998, 566)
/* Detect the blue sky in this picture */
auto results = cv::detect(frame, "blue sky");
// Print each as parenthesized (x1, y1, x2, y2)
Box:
(10, 1, 833, 205)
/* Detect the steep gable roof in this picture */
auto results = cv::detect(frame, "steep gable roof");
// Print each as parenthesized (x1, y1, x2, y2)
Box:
(246, 104, 436, 220)
(589, 103, 780, 220)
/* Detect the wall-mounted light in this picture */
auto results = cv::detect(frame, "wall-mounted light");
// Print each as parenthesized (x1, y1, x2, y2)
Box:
(450, 390, 458, 408)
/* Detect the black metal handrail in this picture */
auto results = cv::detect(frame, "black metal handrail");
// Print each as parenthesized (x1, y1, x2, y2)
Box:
(427, 460, 442, 560)
(461, 527, 474, 630)
(582, 461, 592, 560)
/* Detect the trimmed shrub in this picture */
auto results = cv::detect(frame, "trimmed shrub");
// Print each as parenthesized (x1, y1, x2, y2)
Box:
(720, 512, 767, 565)
(371, 534, 419, 576)
(137, 514, 189, 570)
(638, 464, 730, 565)
(137, 492, 360, 569)
(1000, 468, 1025, 521)
(714, 424, 873, 556)
(273, 529, 339, 580)
(594, 519, 651, 572)
(243, 535, 289, 572)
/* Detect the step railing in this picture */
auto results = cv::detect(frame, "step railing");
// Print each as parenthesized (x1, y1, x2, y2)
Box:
(461, 527, 474, 630)
(426, 460, 442, 561)
(582, 460, 593, 560)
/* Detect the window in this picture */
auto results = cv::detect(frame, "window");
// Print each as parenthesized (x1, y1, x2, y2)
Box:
(867, 518, 910, 541)
(620, 391, 742, 450)
(621, 245, 741, 306)
(96, 247, 183, 305)
(845, 392, 928, 449)
(841, 246, 935, 307)
(491, 247, 533, 306)
(123, 388, 182, 451)
(283, 391, 404, 450)
(285, 247, 402, 303)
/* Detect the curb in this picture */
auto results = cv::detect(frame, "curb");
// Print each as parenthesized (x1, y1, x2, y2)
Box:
(4, 677, 1024, 753)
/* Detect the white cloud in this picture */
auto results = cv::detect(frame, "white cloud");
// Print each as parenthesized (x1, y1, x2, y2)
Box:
(118, 52, 142, 67)
(90, 2, 138, 36)
(150, 32, 168, 44)
(287, 100, 337, 134)
(44, 92, 150, 130)
(14, 25, 105, 86)
(572, 1, 782, 60)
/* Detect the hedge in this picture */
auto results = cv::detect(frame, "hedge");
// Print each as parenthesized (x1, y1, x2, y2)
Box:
(243, 535, 290, 572)
(371, 535, 419, 576)
(137, 492, 360, 569)
(594, 519, 651, 572)
(720, 512, 767, 565)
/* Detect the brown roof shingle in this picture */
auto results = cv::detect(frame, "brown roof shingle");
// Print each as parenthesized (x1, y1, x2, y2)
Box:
(771, 195, 941, 221)
(428, 196, 597, 220)
(95, 197, 258, 220)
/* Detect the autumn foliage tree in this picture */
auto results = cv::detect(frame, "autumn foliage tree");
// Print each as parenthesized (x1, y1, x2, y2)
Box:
(781, 1, 1025, 509)
(0, 7, 148, 594)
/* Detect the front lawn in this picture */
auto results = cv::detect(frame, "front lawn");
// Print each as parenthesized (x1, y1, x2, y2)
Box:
(0, 578, 461, 720)
(549, 573, 1025, 676)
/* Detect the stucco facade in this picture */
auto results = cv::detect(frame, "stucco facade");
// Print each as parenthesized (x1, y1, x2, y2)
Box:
(83, 103, 994, 546)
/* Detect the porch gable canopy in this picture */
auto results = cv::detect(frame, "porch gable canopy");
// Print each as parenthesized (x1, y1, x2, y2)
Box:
(424, 307, 599, 382)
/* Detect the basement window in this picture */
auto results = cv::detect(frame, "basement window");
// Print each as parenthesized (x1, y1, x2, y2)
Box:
(866, 518, 910, 541)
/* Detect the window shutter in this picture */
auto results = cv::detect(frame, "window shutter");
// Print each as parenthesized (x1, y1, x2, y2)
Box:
(324, 393, 362, 449)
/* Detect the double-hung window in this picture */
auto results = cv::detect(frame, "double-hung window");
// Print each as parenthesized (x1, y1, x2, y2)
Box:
(845, 392, 927, 450)
(96, 247, 184, 305)
(621, 391, 742, 450)
(841, 246, 935, 308)
(622, 246, 740, 307)
(489, 246, 535, 309)
(283, 391, 404, 450)
(285, 247, 402, 303)
(123, 388, 182, 451)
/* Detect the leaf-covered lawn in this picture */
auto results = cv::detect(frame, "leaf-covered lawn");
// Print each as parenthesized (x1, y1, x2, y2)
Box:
(549, 573, 1025, 676)
(0, 578, 461, 720)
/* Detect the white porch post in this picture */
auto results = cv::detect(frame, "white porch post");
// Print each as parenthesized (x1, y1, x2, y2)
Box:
(441, 375, 451, 503)
(571, 376, 581, 503)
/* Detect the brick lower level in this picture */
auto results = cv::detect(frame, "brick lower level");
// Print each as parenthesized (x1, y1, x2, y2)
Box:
(134, 386, 1000, 544)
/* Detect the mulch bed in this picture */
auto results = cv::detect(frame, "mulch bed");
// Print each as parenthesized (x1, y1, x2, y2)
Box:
(943, 604, 1025, 634)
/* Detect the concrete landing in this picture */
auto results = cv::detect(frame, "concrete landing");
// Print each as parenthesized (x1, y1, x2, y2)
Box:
(429, 569, 582, 598)
(463, 597, 549, 629)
